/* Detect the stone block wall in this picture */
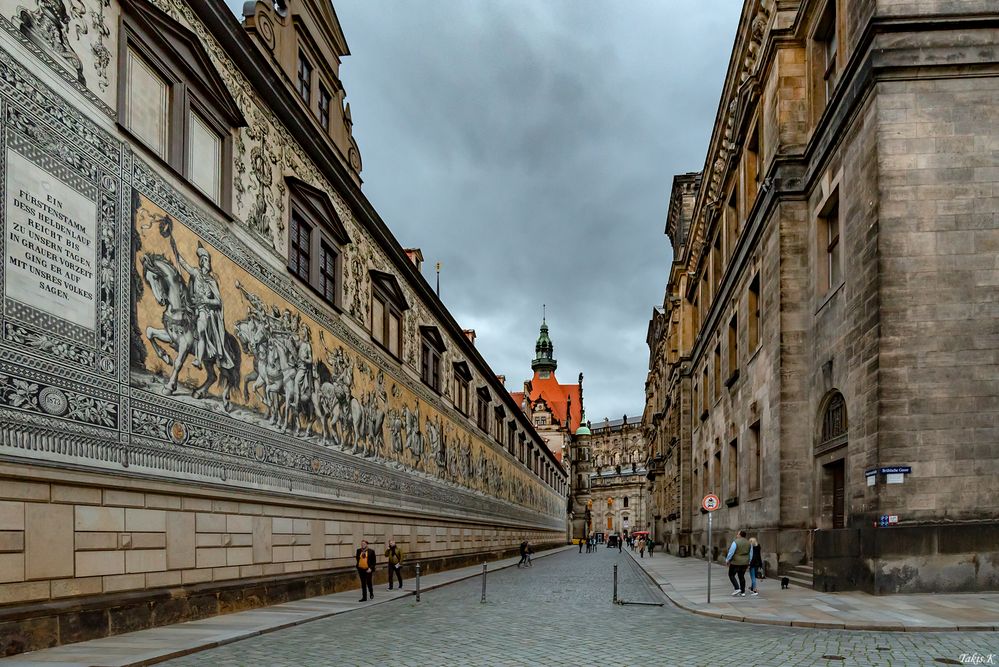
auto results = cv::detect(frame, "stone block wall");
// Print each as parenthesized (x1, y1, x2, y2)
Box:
(0, 464, 561, 654)
(875, 74, 999, 524)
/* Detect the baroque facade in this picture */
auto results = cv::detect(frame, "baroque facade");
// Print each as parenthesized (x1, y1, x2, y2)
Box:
(581, 416, 649, 539)
(643, 0, 999, 593)
(0, 0, 566, 653)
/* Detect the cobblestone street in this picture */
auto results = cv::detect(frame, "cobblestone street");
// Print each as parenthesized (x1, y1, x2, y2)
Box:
(164, 548, 998, 667)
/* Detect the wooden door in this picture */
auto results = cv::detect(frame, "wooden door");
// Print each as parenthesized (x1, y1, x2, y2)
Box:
(832, 461, 845, 529)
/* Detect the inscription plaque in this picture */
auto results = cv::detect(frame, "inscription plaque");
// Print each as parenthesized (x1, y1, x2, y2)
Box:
(5, 148, 98, 331)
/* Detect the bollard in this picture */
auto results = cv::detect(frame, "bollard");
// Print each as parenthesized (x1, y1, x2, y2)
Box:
(415, 563, 421, 602)
(613, 564, 618, 604)
(480, 563, 487, 603)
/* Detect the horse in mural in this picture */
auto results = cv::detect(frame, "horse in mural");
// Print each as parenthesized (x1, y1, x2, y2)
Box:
(233, 300, 331, 437)
(140, 252, 241, 411)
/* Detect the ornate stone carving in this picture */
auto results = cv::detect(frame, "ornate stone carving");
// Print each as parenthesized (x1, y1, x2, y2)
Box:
(15, 0, 85, 83)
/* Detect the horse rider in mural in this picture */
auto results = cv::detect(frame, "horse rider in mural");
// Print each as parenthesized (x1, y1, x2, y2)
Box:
(171, 237, 234, 370)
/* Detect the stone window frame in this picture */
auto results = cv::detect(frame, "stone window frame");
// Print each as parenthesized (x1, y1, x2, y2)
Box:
(747, 273, 761, 353)
(419, 325, 445, 393)
(726, 312, 740, 388)
(748, 419, 763, 497)
(296, 48, 313, 105)
(370, 270, 409, 360)
(815, 185, 843, 299)
(452, 361, 471, 415)
(475, 386, 491, 433)
(808, 0, 842, 126)
(117, 0, 244, 211)
(493, 405, 506, 445)
(817, 390, 848, 454)
(317, 82, 332, 131)
(286, 177, 350, 311)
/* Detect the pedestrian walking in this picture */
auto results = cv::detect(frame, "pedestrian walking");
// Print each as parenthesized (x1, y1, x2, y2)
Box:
(748, 537, 763, 596)
(384, 540, 404, 590)
(517, 539, 530, 567)
(639, 537, 646, 558)
(617, 536, 622, 553)
(648, 540, 655, 558)
(578, 538, 584, 553)
(725, 530, 751, 597)
(355, 539, 376, 602)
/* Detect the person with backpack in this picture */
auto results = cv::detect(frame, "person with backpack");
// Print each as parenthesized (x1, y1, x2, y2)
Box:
(384, 540, 404, 591)
(355, 539, 376, 601)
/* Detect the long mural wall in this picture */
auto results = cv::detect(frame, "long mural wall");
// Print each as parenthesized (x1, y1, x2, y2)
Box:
(0, 1, 563, 541)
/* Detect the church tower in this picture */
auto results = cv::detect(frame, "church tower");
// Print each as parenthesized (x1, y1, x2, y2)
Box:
(531, 317, 558, 378)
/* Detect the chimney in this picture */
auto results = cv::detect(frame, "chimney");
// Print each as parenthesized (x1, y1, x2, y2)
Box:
(462, 329, 476, 345)
(403, 248, 424, 272)
(497, 375, 506, 387)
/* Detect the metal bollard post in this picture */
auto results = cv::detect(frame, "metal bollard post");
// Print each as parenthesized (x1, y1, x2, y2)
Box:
(480, 563, 487, 603)
(415, 563, 421, 602)
(613, 564, 618, 604)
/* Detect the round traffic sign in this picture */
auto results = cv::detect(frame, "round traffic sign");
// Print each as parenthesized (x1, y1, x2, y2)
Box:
(702, 494, 720, 512)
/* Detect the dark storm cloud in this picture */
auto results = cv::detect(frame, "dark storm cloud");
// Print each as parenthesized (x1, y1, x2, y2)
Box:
(226, 0, 742, 421)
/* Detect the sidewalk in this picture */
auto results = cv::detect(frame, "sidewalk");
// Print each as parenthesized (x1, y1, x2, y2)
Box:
(4, 545, 573, 666)
(626, 549, 999, 631)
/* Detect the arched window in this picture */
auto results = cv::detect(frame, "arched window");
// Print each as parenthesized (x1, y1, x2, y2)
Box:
(623, 496, 629, 508)
(818, 391, 847, 450)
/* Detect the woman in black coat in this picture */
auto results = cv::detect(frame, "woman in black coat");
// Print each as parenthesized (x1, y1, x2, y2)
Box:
(748, 537, 763, 595)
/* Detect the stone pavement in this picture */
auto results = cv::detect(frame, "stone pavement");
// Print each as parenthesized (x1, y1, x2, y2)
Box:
(9, 547, 998, 666)
(625, 547, 999, 631)
(156, 548, 999, 665)
(2, 546, 572, 667)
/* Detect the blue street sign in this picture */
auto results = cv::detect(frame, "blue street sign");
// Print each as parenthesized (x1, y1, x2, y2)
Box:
(878, 466, 911, 475)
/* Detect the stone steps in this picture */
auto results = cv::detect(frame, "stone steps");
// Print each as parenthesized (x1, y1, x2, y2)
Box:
(785, 564, 813, 589)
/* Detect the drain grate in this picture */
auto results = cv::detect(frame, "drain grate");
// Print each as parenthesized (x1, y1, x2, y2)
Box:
(933, 660, 962, 666)
(876, 647, 891, 651)
(821, 656, 845, 661)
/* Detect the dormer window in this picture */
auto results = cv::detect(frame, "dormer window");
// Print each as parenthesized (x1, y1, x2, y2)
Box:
(370, 271, 409, 359)
(286, 177, 350, 309)
(118, 0, 244, 209)
(297, 50, 312, 104)
(420, 326, 445, 393)
(476, 387, 490, 432)
(452, 361, 472, 415)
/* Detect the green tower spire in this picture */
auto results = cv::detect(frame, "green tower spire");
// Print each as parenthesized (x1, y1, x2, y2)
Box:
(532, 305, 557, 375)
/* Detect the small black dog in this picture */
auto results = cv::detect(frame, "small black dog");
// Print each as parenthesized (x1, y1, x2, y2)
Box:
(781, 577, 790, 589)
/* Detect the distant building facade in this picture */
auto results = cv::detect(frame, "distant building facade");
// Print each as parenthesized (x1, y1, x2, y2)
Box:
(643, 0, 999, 593)
(0, 0, 566, 653)
(580, 416, 650, 538)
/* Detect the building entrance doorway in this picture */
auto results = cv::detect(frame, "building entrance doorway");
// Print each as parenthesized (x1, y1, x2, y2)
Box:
(824, 459, 845, 529)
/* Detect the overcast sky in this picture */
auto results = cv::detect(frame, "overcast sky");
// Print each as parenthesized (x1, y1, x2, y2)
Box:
(226, 0, 742, 423)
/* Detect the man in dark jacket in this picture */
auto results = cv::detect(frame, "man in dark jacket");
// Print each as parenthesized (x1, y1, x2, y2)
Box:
(517, 540, 530, 567)
(356, 539, 376, 601)
(384, 540, 404, 590)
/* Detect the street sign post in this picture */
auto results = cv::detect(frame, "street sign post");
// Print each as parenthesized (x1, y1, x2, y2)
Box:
(701, 494, 720, 603)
